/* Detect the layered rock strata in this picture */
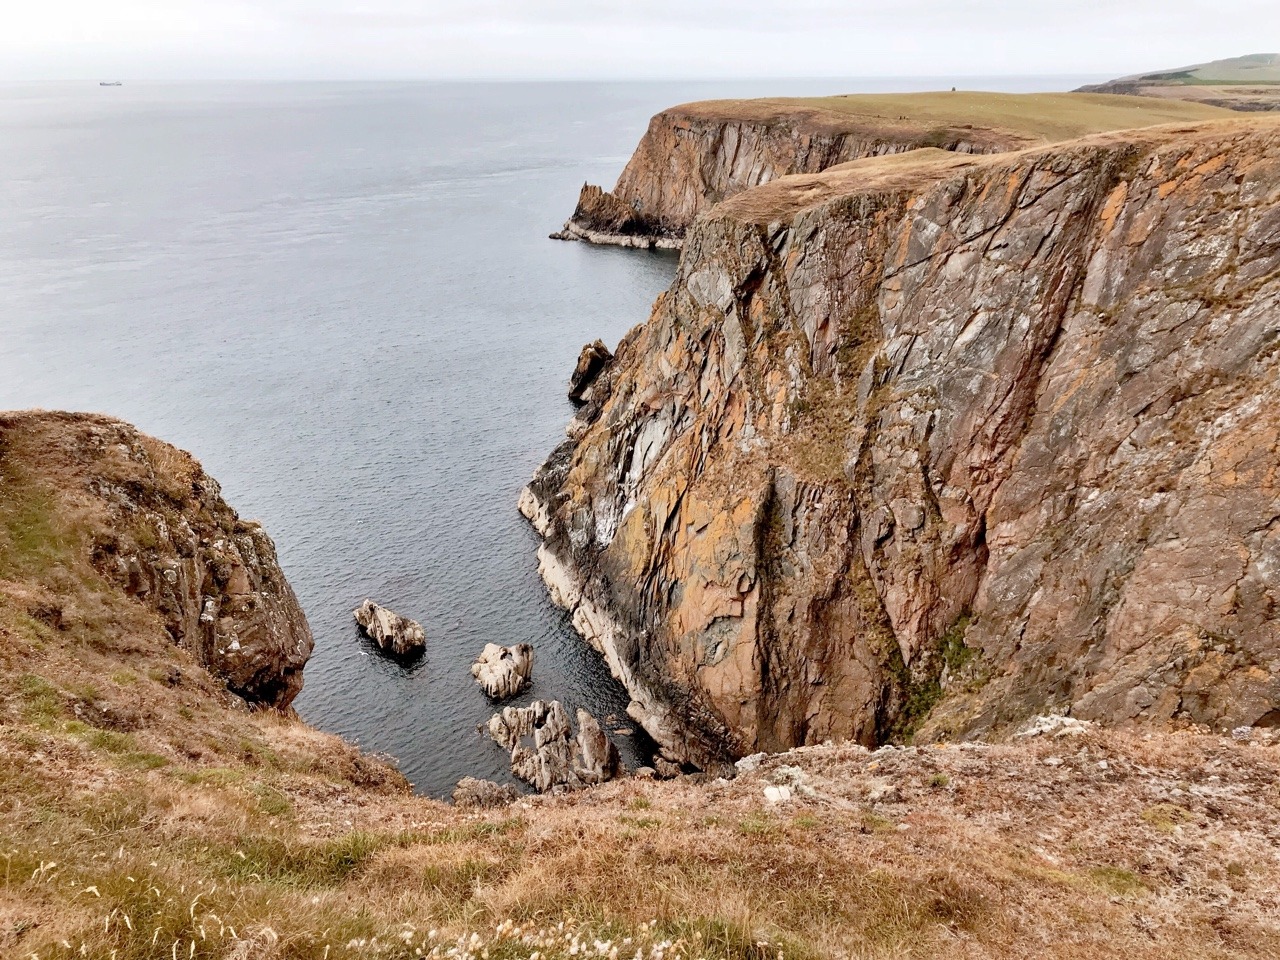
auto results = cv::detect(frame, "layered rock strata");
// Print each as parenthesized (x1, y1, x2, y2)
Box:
(471, 642, 533, 699)
(0, 411, 313, 708)
(523, 118, 1280, 768)
(552, 94, 1233, 248)
(486, 699, 621, 792)
(353, 600, 425, 657)
(554, 105, 1018, 248)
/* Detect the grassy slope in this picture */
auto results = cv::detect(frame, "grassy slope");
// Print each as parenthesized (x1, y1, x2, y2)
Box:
(3, 413, 1280, 959)
(1128, 53, 1280, 85)
(669, 92, 1234, 144)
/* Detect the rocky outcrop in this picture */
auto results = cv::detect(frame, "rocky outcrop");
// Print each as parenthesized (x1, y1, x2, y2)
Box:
(353, 600, 425, 657)
(0, 411, 313, 708)
(554, 102, 1019, 248)
(568, 340, 614, 405)
(452, 776, 519, 808)
(552, 94, 1233, 248)
(471, 642, 533, 699)
(523, 117, 1280, 768)
(486, 699, 621, 792)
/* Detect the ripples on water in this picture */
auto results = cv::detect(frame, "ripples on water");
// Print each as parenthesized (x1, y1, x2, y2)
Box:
(0, 76, 1095, 795)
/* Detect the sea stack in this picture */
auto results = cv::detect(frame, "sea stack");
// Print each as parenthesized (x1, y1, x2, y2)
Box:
(353, 600, 426, 657)
(471, 642, 534, 699)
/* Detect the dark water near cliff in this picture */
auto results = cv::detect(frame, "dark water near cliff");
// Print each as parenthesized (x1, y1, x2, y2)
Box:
(0, 76, 1098, 796)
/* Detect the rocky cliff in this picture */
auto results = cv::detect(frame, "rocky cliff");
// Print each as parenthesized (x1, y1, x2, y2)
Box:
(553, 93, 1235, 248)
(0, 411, 313, 707)
(524, 117, 1280, 769)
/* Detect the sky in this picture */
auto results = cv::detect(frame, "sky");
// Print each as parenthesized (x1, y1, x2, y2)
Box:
(3, 1, 1278, 81)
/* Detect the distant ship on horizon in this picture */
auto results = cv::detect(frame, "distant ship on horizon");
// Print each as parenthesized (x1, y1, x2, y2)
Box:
(99, 81, 122, 87)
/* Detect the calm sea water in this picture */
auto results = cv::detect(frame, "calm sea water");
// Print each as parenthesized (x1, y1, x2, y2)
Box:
(0, 76, 1098, 796)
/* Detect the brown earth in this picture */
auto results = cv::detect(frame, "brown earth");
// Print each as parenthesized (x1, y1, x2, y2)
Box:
(523, 116, 1280, 769)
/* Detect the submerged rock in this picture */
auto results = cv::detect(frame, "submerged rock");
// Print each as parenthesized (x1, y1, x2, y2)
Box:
(486, 699, 620, 793)
(452, 776, 519, 809)
(567, 340, 613, 405)
(471, 642, 533, 699)
(352, 600, 425, 657)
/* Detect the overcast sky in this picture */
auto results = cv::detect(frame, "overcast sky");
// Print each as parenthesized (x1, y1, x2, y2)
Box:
(4, 1, 1277, 81)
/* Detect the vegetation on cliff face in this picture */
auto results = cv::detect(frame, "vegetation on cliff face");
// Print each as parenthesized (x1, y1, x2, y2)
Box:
(525, 116, 1280, 770)
(554, 92, 1234, 245)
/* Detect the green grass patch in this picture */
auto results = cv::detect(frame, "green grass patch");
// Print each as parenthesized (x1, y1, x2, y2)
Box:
(1141, 803, 1196, 833)
(1089, 865, 1147, 895)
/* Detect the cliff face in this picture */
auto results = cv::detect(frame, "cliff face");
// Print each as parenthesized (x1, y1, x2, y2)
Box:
(524, 119, 1280, 767)
(554, 105, 1025, 248)
(0, 411, 313, 708)
(553, 94, 1237, 248)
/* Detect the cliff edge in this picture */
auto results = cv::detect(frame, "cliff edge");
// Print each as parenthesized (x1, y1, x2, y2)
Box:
(524, 116, 1280, 770)
(0, 411, 313, 708)
(552, 92, 1235, 248)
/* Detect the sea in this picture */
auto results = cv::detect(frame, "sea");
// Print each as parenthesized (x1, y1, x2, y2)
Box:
(0, 76, 1100, 796)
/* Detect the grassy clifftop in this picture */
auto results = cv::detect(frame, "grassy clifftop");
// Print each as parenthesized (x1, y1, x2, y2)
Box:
(670, 91, 1234, 144)
(1079, 54, 1280, 111)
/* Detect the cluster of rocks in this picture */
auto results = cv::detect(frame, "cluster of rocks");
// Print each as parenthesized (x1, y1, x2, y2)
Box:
(352, 600, 425, 657)
(350, 596, 628, 800)
(485, 699, 621, 793)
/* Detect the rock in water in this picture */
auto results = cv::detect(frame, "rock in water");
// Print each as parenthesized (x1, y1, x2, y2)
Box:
(486, 699, 620, 793)
(352, 600, 425, 657)
(471, 642, 533, 699)
(568, 340, 613, 405)
(575, 708, 621, 784)
(452, 777, 519, 808)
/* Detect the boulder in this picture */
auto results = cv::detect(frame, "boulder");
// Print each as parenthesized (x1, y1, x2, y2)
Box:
(452, 776, 519, 809)
(568, 340, 613, 405)
(485, 699, 620, 793)
(470, 642, 533, 699)
(352, 600, 425, 657)
(575, 709, 621, 784)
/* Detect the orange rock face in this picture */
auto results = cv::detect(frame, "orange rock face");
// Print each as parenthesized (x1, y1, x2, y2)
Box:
(524, 118, 1280, 768)
(554, 104, 1022, 247)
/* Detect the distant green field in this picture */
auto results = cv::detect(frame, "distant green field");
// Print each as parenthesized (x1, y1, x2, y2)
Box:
(680, 91, 1235, 146)
(1134, 53, 1280, 85)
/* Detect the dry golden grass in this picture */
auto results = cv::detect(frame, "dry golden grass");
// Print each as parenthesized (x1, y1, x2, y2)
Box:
(667, 92, 1235, 144)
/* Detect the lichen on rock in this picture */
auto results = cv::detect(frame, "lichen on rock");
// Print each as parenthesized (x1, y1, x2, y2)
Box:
(524, 117, 1280, 768)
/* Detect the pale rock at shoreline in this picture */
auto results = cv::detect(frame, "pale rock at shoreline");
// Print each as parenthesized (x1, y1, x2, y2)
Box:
(486, 699, 620, 793)
(471, 642, 534, 699)
(452, 776, 519, 809)
(353, 600, 425, 657)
